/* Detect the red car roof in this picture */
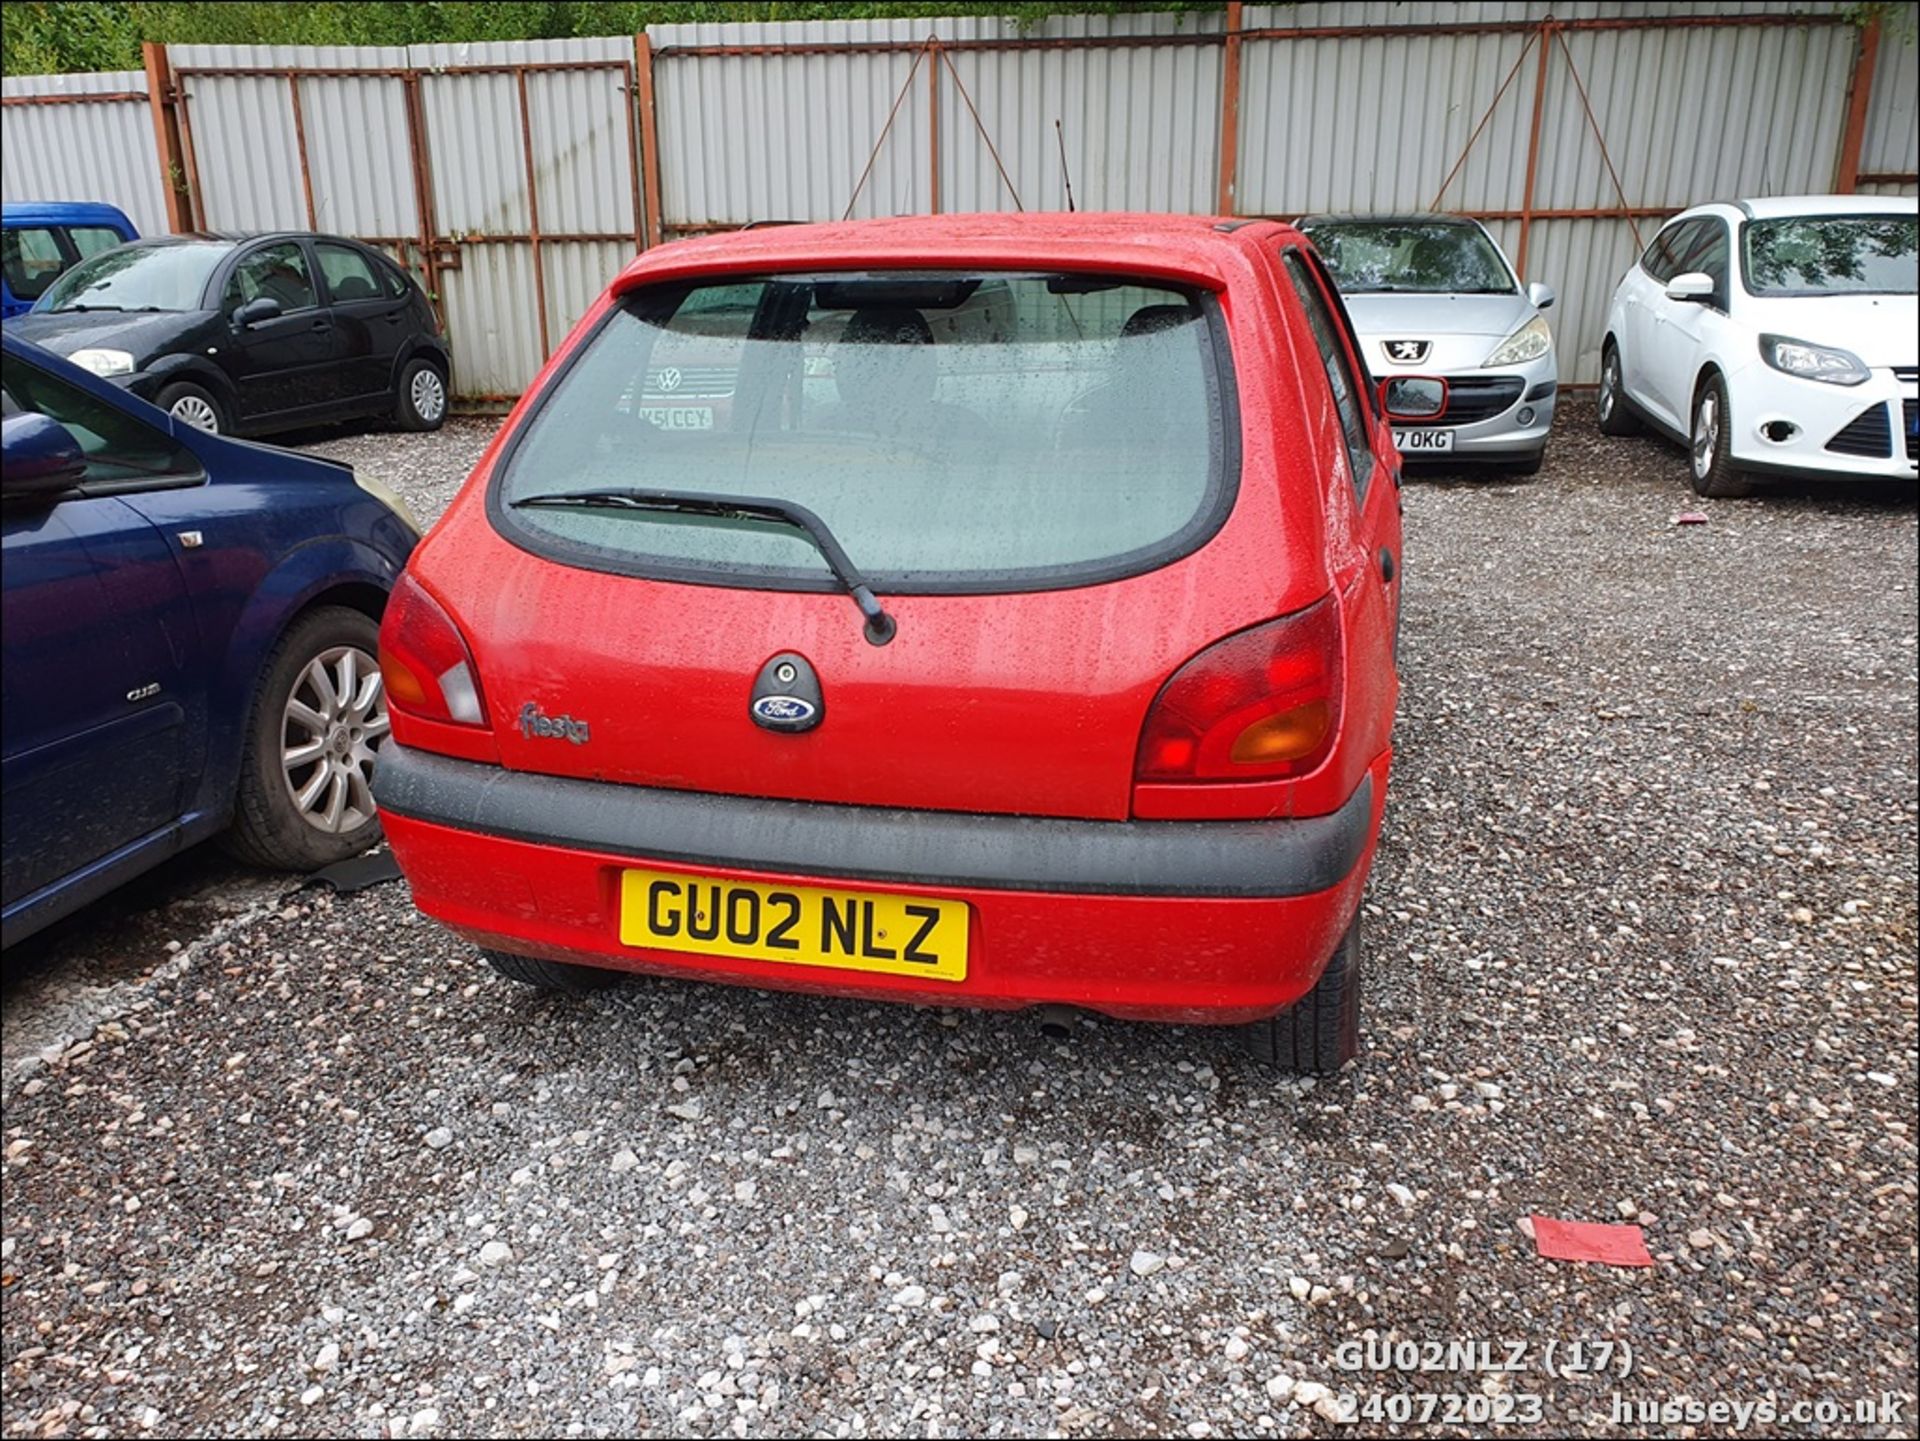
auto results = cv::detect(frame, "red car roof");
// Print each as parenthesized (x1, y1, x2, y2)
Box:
(612, 212, 1300, 294)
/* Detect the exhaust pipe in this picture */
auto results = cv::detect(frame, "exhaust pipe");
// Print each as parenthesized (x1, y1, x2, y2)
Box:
(1035, 1004, 1078, 1039)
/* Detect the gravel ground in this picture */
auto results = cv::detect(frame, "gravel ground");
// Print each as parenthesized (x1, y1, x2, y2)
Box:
(3, 399, 1915, 1439)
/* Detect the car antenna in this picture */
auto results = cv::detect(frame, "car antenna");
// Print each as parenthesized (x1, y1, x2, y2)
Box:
(1055, 119, 1077, 212)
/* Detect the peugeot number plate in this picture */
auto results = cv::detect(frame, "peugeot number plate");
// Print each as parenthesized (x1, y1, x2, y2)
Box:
(619, 869, 968, 982)
(1393, 428, 1454, 453)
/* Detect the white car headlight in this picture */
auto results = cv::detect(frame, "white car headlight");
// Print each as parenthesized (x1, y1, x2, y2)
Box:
(1482, 316, 1552, 368)
(355, 471, 425, 537)
(1759, 334, 1869, 386)
(68, 348, 135, 378)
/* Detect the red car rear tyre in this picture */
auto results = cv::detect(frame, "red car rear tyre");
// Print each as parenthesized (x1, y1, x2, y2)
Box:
(481, 947, 619, 994)
(1238, 907, 1363, 1073)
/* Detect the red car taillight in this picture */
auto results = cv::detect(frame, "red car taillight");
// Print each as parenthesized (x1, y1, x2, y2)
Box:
(379, 572, 487, 727)
(1135, 597, 1343, 782)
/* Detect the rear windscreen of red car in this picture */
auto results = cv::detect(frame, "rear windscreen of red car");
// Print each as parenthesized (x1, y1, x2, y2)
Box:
(491, 273, 1232, 590)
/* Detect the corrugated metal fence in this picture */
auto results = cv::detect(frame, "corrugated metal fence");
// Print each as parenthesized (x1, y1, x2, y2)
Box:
(4, 2, 1916, 397)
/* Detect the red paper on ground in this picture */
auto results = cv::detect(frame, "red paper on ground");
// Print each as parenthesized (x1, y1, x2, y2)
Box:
(1530, 1216, 1654, 1267)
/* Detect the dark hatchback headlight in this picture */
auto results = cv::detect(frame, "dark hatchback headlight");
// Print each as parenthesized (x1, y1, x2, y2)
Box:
(68, 348, 136, 378)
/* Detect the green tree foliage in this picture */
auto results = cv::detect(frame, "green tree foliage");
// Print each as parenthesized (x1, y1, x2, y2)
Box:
(3, 1, 1222, 75)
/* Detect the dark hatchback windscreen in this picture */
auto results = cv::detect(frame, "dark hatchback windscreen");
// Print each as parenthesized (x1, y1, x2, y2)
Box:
(36, 242, 228, 313)
(492, 272, 1232, 590)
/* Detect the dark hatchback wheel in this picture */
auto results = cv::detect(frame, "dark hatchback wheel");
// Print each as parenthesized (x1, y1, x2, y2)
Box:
(156, 380, 225, 435)
(395, 358, 448, 432)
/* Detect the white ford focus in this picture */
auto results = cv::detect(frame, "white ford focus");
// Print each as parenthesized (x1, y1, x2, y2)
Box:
(1598, 194, 1917, 497)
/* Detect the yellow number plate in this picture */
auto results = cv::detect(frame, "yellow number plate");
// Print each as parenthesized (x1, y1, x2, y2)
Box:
(618, 869, 968, 983)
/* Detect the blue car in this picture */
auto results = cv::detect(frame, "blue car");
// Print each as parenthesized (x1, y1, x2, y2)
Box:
(2, 201, 139, 319)
(1, 334, 419, 948)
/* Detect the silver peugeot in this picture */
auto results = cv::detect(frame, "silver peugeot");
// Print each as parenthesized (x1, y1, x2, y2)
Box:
(1299, 213, 1558, 473)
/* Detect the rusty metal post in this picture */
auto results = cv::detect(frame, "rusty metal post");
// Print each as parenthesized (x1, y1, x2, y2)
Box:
(1217, 1, 1243, 215)
(1515, 17, 1555, 279)
(173, 71, 207, 233)
(516, 67, 551, 359)
(623, 62, 645, 250)
(929, 37, 942, 214)
(288, 75, 317, 229)
(400, 73, 446, 334)
(635, 33, 665, 248)
(142, 43, 193, 233)
(1834, 16, 1882, 193)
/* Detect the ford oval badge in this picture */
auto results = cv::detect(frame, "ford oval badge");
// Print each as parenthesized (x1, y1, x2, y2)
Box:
(750, 652, 824, 733)
(753, 695, 816, 724)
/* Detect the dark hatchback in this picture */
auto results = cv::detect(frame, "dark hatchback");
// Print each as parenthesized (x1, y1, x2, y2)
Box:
(10, 232, 451, 439)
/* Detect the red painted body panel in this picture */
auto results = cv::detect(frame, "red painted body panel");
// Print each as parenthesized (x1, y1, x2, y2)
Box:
(384, 214, 1401, 1018)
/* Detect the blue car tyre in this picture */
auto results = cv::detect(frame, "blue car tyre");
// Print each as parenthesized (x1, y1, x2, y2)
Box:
(225, 605, 391, 870)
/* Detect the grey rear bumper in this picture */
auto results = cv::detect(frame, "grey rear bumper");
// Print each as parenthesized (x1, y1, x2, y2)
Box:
(374, 744, 1374, 900)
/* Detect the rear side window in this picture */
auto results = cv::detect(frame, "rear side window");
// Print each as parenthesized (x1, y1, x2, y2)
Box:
(491, 272, 1236, 593)
(3, 227, 65, 301)
(377, 257, 418, 299)
(316, 242, 384, 303)
(1282, 252, 1376, 499)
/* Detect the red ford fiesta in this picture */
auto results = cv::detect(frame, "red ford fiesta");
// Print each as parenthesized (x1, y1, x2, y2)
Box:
(375, 214, 1402, 1071)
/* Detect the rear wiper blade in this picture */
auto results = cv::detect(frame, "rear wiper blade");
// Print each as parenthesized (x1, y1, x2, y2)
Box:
(511, 487, 897, 645)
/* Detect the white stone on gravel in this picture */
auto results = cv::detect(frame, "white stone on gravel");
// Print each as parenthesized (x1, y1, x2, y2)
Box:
(311, 1341, 339, 1372)
(423, 1127, 453, 1150)
(1266, 1374, 1296, 1403)
(343, 1217, 373, 1242)
(477, 1240, 513, 1268)
(1128, 1250, 1165, 1277)
(892, 1284, 928, 1307)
